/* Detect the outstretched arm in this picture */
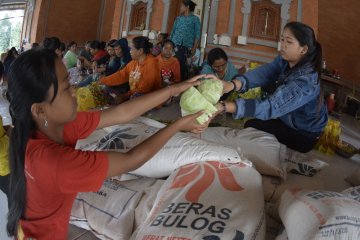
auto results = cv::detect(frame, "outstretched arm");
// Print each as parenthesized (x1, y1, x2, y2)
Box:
(106, 111, 205, 177)
(97, 74, 205, 129)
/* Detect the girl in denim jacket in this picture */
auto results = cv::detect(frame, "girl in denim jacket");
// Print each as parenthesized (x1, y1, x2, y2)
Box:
(217, 22, 328, 153)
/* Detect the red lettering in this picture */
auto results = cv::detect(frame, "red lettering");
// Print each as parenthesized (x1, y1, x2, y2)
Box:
(143, 235, 166, 240)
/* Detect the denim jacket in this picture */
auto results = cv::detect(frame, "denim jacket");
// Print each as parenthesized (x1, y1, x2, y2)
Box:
(234, 55, 328, 133)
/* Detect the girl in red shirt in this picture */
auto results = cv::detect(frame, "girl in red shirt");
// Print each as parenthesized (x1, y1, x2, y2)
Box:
(6, 49, 207, 239)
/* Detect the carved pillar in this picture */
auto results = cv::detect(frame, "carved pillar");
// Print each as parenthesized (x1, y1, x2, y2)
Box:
(207, 0, 220, 44)
(119, 0, 127, 37)
(228, 0, 236, 36)
(297, 0, 302, 21)
(161, 0, 170, 33)
(145, 0, 153, 30)
(241, 0, 251, 36)
(125, 0, 132, 33)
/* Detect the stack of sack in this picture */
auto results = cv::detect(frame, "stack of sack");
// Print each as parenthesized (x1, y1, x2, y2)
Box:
(277, 186, 360, 239)
(71, 117, 268, 239)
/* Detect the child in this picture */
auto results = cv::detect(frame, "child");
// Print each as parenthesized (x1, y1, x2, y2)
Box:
(217, 21, 328, 153)
(157, 39, 181, 85)
(6, 49, 207, 239)
(151, 33, 169, 57)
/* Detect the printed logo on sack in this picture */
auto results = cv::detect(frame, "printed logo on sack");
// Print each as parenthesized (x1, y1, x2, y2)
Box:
(203, 230, 244, 240)
(170, 161, 244, 202)
(148, 162, 248, 236)
(97, 127, 137, 150)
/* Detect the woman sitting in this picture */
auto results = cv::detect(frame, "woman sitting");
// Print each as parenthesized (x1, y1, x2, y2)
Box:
(79, 40, 107, 68)
(201, 47, 238, 81)
(95, 39, 117, 67)
(151, 33, 169, 56)
(77, 39, 131, 88)
(217, 22, 328, 153)
(156, 39, 181, 85)
(100, 36, 161, 100)
(112, 38, 132, 69)
(63, 41, 78, 69)
(78, 41, 92, 62)
(42, 37, 62, 58)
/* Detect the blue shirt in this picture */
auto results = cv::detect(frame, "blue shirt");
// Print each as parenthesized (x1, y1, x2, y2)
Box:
(234, 55, 328, 133)
(170, 14, 201, 49)
(201, 61, 238, 81)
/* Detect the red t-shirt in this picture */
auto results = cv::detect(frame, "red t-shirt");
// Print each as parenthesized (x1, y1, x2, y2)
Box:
(21, 111, 109, 239)
(92, 50, 108, 62)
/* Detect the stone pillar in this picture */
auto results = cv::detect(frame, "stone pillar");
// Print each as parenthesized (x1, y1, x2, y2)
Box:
(228, 0, 236, 36)
(207, 0, 220, 44)
(161, 0, 170, 33)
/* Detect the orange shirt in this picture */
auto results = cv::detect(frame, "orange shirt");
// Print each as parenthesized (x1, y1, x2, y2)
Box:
(100, 54, 161, 95)
(21, 111, 109, 240)
(156, 55, 181, 83)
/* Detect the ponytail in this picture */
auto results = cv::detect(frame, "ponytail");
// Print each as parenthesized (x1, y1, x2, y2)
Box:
(283, 22, 325, 112)
(284, 22, 322, 76)
(7, 116, 34, 236)
(6, 49, 59, 237)
(314, 41, 322, 76)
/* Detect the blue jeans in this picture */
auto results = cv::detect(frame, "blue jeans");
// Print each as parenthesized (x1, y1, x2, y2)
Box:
(78, 74, 97, 87)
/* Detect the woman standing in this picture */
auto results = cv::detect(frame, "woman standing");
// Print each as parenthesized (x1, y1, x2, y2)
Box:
(170, 0, 201, 81)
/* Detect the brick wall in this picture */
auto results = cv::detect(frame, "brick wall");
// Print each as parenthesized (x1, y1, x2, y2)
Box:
(30, 0, 102, 46)
(318, 0, 360, 84)
(100, 0, 116, 41)
(27, 0, 326, 69)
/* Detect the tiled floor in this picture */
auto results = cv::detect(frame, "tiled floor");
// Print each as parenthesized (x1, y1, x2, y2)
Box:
(0, 100, 359, 239)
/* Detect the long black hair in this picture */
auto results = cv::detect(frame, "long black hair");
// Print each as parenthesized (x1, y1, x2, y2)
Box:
(42, 37, 61, 52)
(6, 49, 59, 237)
(284, 21, 322, 77)
(90, 40, 106, 51)
(113, 38, 132, 64)
(67, 41, 77, 50)
(132, 36, 153, 54)
(284, 21, 324, 109)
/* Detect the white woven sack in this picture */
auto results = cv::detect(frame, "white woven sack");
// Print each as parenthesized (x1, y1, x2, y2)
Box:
(131, 161, 265, 240)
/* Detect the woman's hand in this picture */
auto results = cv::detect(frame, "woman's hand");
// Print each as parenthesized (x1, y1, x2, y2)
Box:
(222, 80, 235, 94)
(78, 56, 85, 61)
(169, 74, 206, 96)
(175, 111, 208, 134)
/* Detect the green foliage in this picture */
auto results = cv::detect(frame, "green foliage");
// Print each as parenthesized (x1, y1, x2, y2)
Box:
(0, 14, 22, 53)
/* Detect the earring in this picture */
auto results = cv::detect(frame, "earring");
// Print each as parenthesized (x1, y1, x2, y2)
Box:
(44, 119, 48, 128)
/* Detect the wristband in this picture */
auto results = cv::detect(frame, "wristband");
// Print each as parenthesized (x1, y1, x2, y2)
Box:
(230, 80, 237, 92)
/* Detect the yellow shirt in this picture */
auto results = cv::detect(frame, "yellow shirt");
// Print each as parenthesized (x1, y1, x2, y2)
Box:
(0, 117, 9, 176)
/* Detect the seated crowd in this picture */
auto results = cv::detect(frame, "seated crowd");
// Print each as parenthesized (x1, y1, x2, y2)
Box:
(21, 34, 240, 104)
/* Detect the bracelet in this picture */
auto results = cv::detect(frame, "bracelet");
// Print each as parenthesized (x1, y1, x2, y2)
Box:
(219, 101, 227, 114)
(230, 80, 237, 92)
